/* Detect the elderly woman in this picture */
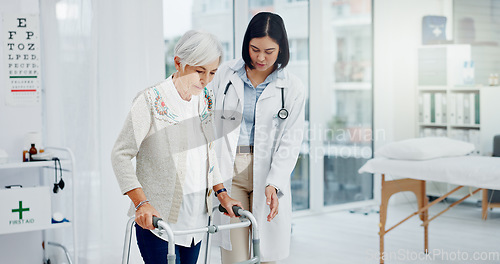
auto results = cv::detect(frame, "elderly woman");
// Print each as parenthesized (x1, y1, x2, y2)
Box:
(111, 30, 241, 264)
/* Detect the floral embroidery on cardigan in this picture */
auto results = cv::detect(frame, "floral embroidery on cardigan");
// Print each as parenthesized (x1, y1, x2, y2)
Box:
(146, 85, 214, 123)
(200, 87, 213, 121)
(146, 87, 179, 123)
(204, 87, 213, 111)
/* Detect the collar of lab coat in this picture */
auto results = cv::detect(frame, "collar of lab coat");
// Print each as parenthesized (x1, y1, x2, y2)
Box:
(226, 59, 288, 102)
(228, 59, 287, 85)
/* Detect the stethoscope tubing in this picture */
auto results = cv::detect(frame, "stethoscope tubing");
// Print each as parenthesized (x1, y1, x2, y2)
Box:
(221, 81, 288, 120)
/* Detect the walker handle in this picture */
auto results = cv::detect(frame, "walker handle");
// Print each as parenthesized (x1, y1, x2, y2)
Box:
(152, 216, 163, 228)
(218, 204, 242, 217)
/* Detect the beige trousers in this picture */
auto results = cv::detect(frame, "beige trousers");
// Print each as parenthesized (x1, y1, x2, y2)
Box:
(221, 153, 275, 264)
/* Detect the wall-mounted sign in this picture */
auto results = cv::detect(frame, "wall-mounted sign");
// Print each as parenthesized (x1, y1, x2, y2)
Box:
(2, 14, 41, 106)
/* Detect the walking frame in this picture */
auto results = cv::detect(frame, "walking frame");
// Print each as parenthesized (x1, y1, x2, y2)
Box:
(122, 205, 260, 264)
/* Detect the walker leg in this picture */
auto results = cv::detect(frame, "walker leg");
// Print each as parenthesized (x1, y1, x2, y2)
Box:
(167, 254, 176, 264)
(122, 217, 135, 264)
(252, 239, 260, 264)
(204, 215, 213, 264)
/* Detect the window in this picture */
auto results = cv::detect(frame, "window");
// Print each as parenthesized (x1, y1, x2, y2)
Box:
(453, 0, 500, 85)
(201, 0, 231, 13)
(290, 38, 309, 62)
(321, 0, 373, 206)
(163, 0, 374, 213)
(249, 0, 274, 8)
(163, 0, 233, 76)
(246, 1, 310, 211)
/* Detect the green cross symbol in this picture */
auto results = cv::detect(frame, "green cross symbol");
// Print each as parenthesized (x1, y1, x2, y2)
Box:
(12, 201, 30, 220)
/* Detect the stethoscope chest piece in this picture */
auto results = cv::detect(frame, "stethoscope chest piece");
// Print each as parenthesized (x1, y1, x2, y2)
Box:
(222, 81, 289, 120)
(277, 87, 288, 120)
(278, 108, 288, 120)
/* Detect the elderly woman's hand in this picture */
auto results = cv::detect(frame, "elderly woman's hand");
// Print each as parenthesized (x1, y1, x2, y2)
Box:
(217, 192, 243, 218)
(135, 202, 160, 230)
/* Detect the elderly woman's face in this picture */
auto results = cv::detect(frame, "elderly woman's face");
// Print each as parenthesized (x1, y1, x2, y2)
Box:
(177, 59, 219, 96)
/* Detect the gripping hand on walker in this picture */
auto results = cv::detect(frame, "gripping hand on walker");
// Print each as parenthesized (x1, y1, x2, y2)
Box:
(214, 184, 243, 218)
(135, 202, 160, 230)
(265, 185, 279, 222)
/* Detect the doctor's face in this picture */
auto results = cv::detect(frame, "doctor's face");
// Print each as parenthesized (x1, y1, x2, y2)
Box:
(248, 36, 280, 73)
(175, 57, 219, 96)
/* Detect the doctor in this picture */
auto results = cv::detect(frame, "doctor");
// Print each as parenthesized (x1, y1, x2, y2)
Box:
(209, 12, 305, 264)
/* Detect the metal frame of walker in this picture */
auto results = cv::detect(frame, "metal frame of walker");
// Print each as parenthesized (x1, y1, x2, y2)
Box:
(122, 205, 260, 264)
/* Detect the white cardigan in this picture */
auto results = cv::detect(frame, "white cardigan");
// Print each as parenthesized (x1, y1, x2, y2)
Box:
(111, 76, 222, 223)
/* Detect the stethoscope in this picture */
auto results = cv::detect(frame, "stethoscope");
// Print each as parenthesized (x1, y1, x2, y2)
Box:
(221, 81, 288, 120)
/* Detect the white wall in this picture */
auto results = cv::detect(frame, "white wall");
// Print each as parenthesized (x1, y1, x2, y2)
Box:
(374, 0, 450, 149)
(373, 0, 450, 204)
(1, 0, 165, 263)
(0, 1, 41, 162)
(0, 1, 46, 263)
(96, 1, 165, 262)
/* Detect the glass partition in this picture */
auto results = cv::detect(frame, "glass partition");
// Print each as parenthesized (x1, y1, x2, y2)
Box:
(247, 0, 311, 210)
(164, 0, 234, 76)
(322, 0, 373, 206)
(163, 0, 374, 211)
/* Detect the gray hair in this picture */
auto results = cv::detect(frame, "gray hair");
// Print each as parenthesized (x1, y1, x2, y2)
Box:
(174, 30, 223, 70)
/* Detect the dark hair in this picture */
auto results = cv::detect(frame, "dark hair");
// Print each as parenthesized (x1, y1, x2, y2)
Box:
(242, 12, 290, 70)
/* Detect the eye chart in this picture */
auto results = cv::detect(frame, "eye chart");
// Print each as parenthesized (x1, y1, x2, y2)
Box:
(2, 14, 41, 106)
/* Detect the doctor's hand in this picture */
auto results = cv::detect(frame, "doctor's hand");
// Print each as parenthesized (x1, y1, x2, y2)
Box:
(218, 192, 243, 218)
(265, 185, 279, 222)
(135, 203, 160, 230)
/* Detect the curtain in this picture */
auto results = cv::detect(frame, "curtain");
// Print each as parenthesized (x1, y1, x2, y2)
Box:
(40, 0, 165, 262)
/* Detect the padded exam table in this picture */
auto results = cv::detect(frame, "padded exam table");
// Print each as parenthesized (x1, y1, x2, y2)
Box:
(359, 156, 500, 264)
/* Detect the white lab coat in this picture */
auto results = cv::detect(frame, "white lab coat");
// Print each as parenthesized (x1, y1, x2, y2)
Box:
(209, 59, 305, 262)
